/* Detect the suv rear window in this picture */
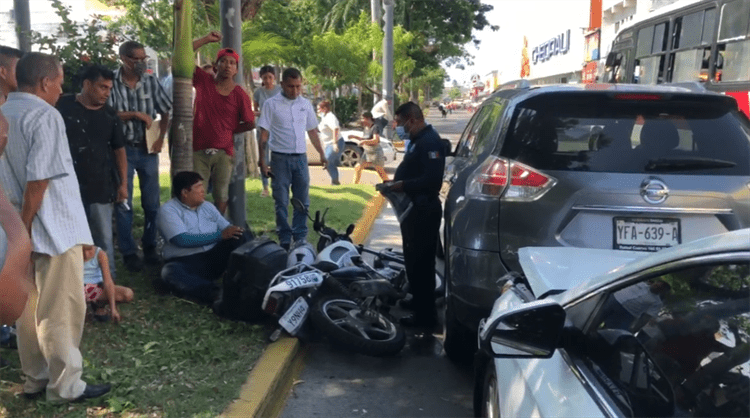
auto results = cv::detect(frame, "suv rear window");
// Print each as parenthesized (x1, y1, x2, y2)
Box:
(501, 94, 750, 175)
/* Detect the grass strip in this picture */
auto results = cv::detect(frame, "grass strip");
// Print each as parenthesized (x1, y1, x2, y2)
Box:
(0, 175, 375, 417)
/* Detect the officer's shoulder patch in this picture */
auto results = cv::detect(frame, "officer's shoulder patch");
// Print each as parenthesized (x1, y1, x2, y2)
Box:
(428, 151, 440, 159)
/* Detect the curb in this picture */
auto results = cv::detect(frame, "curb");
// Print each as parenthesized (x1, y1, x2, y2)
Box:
(222, 191, 387, 418)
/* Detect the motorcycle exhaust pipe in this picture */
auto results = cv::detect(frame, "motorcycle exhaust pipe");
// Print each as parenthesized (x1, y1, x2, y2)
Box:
(349, 279, 399, 299)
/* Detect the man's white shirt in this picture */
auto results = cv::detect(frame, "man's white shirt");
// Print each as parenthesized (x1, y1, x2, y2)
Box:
(257, 94, 317, 154)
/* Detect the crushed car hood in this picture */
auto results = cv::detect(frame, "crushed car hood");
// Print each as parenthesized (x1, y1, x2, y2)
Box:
(518, 247, 650, 297)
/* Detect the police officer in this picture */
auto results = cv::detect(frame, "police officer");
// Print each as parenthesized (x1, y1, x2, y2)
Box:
(381, 102, 445, 330)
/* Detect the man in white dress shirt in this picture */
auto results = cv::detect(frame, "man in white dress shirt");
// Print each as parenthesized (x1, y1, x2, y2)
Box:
(257, 68, 325, 250)
(0, 52, 110, 402)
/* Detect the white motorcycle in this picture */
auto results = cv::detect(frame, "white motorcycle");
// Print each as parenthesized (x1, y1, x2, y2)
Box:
(261, 201, 406, 357)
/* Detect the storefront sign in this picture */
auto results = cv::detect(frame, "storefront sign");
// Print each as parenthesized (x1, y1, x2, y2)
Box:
(532, 29, 571, 64)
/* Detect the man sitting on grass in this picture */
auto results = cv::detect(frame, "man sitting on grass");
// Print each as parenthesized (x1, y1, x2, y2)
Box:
(157, 171, 248, 303)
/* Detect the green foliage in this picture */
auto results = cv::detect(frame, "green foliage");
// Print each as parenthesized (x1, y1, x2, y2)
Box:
(449, 86, 461, 100)
(108, 0, 220, 60)
(306, 13, 378, 92)
(29, 0, 119, 93)
(332, 95, 359, 126)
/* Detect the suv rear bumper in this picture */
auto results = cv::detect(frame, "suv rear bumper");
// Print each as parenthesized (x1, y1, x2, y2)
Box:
(448, 247, 509, 329)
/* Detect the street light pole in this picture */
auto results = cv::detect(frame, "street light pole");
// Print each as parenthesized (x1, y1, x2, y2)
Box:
(221, 0, 247, 227)
(14, 0, 32, 51)
(382, 0, 394, 139)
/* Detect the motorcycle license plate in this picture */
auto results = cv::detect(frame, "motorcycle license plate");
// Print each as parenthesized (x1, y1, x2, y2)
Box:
(279, 297, 309, 335)
(283, 272, 323, 290)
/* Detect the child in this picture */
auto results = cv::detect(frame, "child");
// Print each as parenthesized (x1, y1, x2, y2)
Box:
(83, 244, 134, 323)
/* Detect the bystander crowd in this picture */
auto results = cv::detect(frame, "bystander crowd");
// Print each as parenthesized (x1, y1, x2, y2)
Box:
(0, 52, 110, 402)
(0, 46, 22, 105)
(157, 171, 247, 303)
(317, 100, 344, 185)
(253, 65, 281, 197)
(257, 68, 325, 251)
(108, 41, 172, 272)
(191, 31, 255, 215)
(350, 111, 389, 184)
(58, 65, 127, 280)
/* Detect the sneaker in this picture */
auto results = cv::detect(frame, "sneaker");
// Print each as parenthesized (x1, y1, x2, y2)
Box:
(332, 180, 341, 185)
(123, 254, 143, 272)
(143, 247, 160, 265)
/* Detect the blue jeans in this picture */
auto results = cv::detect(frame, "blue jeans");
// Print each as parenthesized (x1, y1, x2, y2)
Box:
(259, 130, 271, 189)
(324, 137, 345, 183)
(116, 146, 160, 256)
(270, 152, 309, 245)
(84, 202, 115, 279)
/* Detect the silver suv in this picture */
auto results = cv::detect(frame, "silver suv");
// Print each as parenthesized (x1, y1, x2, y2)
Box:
(441, 81, 750, 362)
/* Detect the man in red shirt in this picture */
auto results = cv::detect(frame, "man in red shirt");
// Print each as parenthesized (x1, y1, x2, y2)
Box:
(192, 32, 255, 214)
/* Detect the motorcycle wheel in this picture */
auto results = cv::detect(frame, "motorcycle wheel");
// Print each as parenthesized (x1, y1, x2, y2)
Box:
(311, 296, 406, 357)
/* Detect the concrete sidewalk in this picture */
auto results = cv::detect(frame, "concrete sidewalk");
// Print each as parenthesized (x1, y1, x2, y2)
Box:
(222, 186, 394, 417)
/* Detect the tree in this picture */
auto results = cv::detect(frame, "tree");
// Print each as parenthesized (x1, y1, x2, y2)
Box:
(449, 86, 461, 100)
(108, 0, 221, 60)
(170, 0, 194, 175)
(29, 0, 119, 92)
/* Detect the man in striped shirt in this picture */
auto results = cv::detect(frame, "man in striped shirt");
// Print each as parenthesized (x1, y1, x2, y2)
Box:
(108, 41, 172, 272)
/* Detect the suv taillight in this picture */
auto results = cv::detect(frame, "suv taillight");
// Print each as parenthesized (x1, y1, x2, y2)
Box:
(466, 156, 557, 201)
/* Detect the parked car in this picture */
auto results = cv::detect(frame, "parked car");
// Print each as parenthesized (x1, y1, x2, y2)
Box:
(473, 228, 750, 418)
(306, 130, 397, 167)
(441, 81, 750, 362)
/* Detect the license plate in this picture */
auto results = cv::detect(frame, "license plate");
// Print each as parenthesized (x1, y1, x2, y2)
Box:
(283, 272, 323, 290)
(278, 297, 309, 335)
(613, 217, 681, 251)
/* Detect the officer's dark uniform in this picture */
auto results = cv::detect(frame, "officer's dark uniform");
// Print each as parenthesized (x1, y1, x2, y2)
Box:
(394, 124, 445, 327)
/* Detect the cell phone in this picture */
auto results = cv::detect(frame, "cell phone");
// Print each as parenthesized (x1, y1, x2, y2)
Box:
(119, 201, 130, 211)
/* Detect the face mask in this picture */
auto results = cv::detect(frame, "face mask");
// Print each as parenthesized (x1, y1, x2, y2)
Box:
(134, 62, 147, 77)
(396, 125, 409, 141)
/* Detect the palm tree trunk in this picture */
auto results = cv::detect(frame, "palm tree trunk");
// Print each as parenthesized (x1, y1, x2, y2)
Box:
(170, 0, 194, 176)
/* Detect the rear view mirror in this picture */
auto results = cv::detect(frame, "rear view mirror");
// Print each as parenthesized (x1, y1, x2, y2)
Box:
(345, 224, 355, 236)
(481, 299, 565, 358)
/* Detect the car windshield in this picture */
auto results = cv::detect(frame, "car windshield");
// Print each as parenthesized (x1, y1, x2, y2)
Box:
(502, 94, 750, 175)
(579, 262, 750, 417)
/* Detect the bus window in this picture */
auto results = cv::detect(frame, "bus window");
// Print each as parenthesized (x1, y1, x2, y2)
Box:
(717, 0, 750, 83)
(721, 40, 750, 81)
(718, 0, 750, 41)
(670, 9, 716, 83)
(637, 26, 655, 57)
(652, 22, 669, 53)
(639, 56, 664, 84)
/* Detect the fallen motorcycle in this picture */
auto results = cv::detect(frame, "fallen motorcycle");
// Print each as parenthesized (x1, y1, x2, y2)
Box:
(261, 200, 406, 357)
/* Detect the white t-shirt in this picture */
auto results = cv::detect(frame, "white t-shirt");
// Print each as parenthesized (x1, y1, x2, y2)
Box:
(371, 99, 391, 120)
(318, 112, 340, 146)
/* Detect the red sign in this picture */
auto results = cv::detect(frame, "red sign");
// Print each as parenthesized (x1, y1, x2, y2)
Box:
(582, 61, 598, 84)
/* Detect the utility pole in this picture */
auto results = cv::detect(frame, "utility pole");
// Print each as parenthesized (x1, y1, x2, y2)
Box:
(14, 0, 32, 51)
(221, 0, 247, 227)
(382, 0, 394, 140)
(371, 0, 381, 108)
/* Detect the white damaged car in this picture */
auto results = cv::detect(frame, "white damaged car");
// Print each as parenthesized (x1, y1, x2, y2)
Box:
(473, 229, 750, 418)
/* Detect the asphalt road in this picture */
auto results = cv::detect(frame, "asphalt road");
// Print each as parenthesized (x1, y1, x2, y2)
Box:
(280, 109, 474, 418)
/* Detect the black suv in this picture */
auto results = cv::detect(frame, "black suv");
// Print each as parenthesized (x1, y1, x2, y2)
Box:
(441, 81, 750, 362)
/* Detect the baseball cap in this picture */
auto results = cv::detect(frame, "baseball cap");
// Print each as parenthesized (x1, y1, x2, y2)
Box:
(216, 48, 239, 64)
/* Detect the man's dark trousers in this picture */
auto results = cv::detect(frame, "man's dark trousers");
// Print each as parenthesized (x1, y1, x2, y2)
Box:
(400, 200, 442, 326)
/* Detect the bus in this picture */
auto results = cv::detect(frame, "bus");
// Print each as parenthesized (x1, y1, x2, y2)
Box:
(603, 0, 750, 116)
